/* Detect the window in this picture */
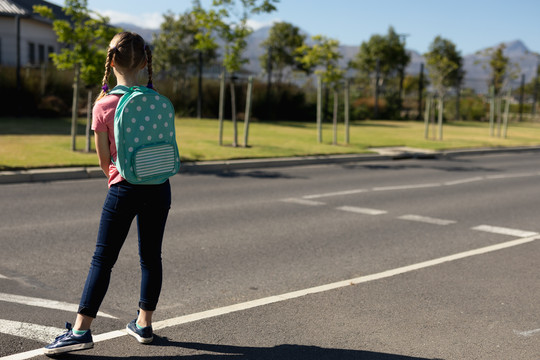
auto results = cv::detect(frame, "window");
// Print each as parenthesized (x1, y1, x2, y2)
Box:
(28, 42, 35, 64)
(38, 44, 45, 64)
(47, 46, 54, 62)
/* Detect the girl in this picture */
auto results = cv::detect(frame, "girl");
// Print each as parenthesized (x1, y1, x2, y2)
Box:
(44, 32, 171, 355)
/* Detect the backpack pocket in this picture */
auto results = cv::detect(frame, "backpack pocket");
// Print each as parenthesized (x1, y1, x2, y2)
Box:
(133, 142, 179, 181)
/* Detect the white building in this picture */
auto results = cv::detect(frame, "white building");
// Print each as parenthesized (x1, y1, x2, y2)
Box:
(0, 0, 68, 67)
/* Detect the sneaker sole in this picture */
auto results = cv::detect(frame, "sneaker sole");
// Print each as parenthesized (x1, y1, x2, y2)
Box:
(126, 325, 153, 344)
(43, 342, 94, 355)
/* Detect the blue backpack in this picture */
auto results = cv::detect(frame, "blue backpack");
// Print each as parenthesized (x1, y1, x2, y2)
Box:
(108, 85, 180, 184)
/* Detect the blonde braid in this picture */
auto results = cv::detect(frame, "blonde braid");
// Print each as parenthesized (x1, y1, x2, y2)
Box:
(95, 46, 116, 102)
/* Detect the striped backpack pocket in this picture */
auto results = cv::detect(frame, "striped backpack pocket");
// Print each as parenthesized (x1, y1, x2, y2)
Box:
(109, 85, 180, 184)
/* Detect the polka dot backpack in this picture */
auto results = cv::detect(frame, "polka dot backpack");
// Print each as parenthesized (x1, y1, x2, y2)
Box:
(108, 85, 180, 184)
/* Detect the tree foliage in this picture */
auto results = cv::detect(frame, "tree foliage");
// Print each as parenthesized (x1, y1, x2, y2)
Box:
(295, 35, 344, 87)
(351, 26, 410, 86)
(489, 45, 510, 96)
(152, 10, 217, 80)
(424, 36, 463, 97)
(34, 0, 119, 86)
(259, 22, 306, 83)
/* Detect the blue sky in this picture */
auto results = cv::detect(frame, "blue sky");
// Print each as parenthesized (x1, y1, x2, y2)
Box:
(48, 0, 540, 55)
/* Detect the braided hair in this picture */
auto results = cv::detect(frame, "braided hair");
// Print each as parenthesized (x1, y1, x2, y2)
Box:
(96, 32, 153, 102)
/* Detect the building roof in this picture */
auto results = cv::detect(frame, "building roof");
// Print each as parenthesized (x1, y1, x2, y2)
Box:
(0, 0, 70, 22)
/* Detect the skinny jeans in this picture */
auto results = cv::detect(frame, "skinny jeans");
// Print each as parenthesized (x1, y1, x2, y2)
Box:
(78, 180, 171, 318)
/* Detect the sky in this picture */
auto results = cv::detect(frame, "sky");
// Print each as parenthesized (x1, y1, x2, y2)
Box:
(47, 0, 540, 55)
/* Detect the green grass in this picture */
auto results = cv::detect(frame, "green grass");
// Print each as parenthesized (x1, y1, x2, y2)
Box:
(2, 116, 540, 170)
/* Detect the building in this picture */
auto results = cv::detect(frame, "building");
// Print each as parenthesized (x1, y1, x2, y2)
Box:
(0, 0, 68, 67)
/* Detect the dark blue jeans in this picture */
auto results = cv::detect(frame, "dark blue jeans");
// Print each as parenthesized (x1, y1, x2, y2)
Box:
(78, 180, 171, 318)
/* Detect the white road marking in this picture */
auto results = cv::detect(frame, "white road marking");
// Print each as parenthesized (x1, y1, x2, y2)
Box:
(4, 234, 539, 360)
(398, 214, 456, 225)
(336, 206, 387, 215)
(372, 183, 441, 191)
(472, 225, 538, 238)
(296, 172, 540, 201)
(444, 176, 484, 186)
(513, 328, 540, 337)
(0, 293, 117, 319)
(0, 320, 64, 344)
(280, 198, 325, 206)
(303, 189, 368, 199)
(0, 274, 7, 279)
(486, 172, 537, 180)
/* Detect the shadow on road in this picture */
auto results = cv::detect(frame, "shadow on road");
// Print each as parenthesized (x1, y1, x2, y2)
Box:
(59, 336, 443, 360)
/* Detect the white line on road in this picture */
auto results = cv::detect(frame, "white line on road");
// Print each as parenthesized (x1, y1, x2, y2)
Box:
(0, 293, 117, 319)
(4, 234, 540, 360)
(486, 172, 537, 180)
(280, 198, 325, 206)
(0, 320, 63, 344)
(398, 214, 456, 225)
(303, 189, 368, 199)
(372, 183, 441, 191)
(297, 173, 540, 201)
(472, 225, 538, 238)
(444, 177, 484, 186)
(513, 328, 540, 337)
(0, 274, 7, 279)
(336, 206, 387, 215)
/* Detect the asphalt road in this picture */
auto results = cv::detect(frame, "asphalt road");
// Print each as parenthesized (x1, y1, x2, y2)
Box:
(0, 152, 539, 359)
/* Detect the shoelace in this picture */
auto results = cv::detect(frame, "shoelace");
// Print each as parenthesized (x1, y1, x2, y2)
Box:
(52, 322, 73, 343)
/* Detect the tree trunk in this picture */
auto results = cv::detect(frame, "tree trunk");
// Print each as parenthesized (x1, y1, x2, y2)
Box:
(85, 88, 92, 153)
(437, 96, 443, 140)
(243, 76, 253, 147)
(71, 63, 80, 151)
(218, 71, 225, 146)
(230, 77, 237, 147)
(333, 88, 338, 145)
(316, 75, 322, 143)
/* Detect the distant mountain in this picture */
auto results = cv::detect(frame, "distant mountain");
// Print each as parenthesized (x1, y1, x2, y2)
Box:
(115, 23, 159, 43)
(118, 22, 539, 94)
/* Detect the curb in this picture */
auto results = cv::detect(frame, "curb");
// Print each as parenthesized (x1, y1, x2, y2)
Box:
(2, 146, 540, 185)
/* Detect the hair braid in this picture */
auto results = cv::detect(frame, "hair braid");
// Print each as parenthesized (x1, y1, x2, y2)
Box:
(145, 45, 154, 89)
(95, 46, 115, 102)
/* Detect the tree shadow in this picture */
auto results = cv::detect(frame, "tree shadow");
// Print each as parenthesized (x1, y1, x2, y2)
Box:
(59, 336, 444, 360)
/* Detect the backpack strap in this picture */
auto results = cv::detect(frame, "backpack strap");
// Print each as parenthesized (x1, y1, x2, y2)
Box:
(108, 85, 156, 96)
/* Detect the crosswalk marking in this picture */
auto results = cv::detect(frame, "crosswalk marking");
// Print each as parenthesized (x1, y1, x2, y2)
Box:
(336, 206, 387, 215)
(472, 225, 538, 238)
(0, 319, 63, 344)
(398, 214, 456, 225)
(0, 293, 117, 319)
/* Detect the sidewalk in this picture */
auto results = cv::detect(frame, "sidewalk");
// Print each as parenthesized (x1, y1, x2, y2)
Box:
(2, 146, 540, 184)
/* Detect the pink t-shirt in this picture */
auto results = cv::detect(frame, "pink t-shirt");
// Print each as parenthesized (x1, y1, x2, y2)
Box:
(92, 95, 124, 187)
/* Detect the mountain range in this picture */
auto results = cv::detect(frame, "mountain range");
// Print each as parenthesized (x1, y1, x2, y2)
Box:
(119, 22, 539, 94)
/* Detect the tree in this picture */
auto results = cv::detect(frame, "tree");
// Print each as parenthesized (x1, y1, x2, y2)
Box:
(424, 36, 463, 139)
(195, 0, 278, 147)
(296, 35, 344, 143)
(34, 0, 119, 151)
(259, 22, 306, 84)
(488, 45, 510, 96)
(153, 8, 218, 118)
(351, 26, 410, 117)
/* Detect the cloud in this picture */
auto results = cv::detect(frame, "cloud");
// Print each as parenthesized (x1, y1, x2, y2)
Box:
(246, 18, 280, 31)
(98, 9, 163, 29)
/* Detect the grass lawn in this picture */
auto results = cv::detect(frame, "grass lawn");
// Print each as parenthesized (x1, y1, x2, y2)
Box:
(2, 116, 540, 170)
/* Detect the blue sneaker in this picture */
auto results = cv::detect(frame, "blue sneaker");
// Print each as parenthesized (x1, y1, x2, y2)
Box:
(126, 318, 153, 344)
(43, 322, 93, 355)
